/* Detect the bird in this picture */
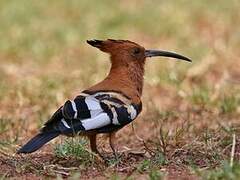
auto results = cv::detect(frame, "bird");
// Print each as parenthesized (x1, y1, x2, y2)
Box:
(17, 39, 191, 158)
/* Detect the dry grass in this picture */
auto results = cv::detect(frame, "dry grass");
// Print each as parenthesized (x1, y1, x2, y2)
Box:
(0, 0, 240, 179)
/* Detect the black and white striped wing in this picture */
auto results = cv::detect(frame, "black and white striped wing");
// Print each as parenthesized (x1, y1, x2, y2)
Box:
(56, 94, 139, 134)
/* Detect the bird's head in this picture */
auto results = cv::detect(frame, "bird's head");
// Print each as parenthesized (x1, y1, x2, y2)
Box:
(87, 39, 191, 67)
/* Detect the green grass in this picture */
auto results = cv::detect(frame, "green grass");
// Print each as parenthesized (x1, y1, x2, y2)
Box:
(190, 86, 211, 106)
(148, 169, 164, 180)
(195, 162, 240, 180)
(137, 152, 167, 174)
(54, 138, 95, 166)
(220, 95, 239, 114)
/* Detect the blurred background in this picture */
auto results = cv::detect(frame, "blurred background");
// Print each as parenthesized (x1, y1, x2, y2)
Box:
(0, 0, 240, 178)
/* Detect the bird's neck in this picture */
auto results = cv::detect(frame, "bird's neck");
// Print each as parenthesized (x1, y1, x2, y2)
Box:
(88, 63, 145, 104)
(108, 63, 144, 93)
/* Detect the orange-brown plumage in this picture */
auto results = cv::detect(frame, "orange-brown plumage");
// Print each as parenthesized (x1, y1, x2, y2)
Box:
(85, 39, 191, 158)
(17, 39, 191, 158)
(87, 39, 146, 104)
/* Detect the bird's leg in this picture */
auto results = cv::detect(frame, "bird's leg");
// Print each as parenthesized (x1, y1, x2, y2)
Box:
(109, 132, 118, 159)
(89, 134, 104, 159)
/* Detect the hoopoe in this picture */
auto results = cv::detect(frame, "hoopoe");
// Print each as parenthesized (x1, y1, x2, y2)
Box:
(17, 39, 191, 157)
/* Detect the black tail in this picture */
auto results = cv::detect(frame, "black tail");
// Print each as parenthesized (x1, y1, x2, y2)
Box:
(17, 131, 60, 154)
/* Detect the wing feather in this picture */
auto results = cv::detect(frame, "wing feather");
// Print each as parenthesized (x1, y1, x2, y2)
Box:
(43, 92, 141, 135)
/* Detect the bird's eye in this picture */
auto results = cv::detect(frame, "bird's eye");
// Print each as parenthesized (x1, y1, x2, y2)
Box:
(133, 48, 141, 55)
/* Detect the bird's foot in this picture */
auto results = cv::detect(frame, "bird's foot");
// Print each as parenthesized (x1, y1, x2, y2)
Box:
(90, 148, 107, 162)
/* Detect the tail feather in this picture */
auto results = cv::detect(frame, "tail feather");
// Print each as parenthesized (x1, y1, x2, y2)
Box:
(17, 131, 60, 154)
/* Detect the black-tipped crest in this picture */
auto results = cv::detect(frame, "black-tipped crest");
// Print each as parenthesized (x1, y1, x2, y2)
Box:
(87, 39, 140, 48)
(87, 39, 104, 48)
(86, 39, 142, 54)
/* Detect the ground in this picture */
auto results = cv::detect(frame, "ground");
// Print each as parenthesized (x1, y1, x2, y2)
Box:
(0, 0, 240, 179)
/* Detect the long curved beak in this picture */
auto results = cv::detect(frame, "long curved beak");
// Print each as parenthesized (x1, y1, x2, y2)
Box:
(145, 50, 191, 62)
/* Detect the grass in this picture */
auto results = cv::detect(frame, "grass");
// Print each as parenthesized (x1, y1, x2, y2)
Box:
(137, 153, 167, 173)
(195, 162, 240, 180)
(55, 139, 92, 159)
(219, 95, 239, 114)
(190, 86, 211, 106)
(54, 138, 95, 165)
(0, 0, 239, 179)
